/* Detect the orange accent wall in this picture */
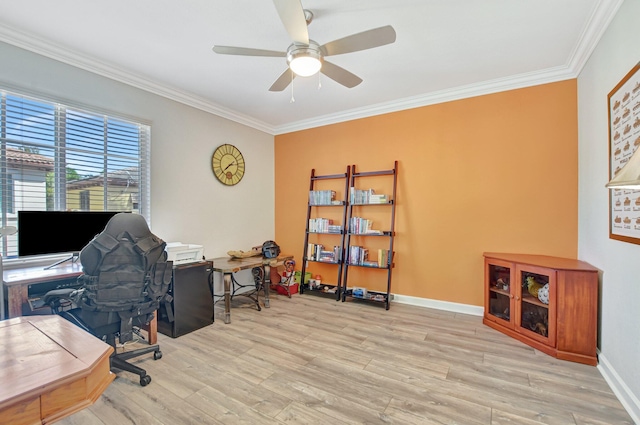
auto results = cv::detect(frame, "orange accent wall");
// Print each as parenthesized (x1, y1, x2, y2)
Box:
(275, 80, 578, 306)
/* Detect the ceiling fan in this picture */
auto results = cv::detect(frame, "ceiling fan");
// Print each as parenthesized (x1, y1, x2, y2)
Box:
(212, 0, 396, 92)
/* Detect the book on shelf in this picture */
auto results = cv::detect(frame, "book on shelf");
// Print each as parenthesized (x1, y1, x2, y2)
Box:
(377, 249, 391, 267)
(333, 245, 341, 262)
(307, 243, 340, 262)
(327, 225, 342, 234)
(350, 188, 389, 204)
(369, 194, 388, 203)
(318, 251, 336, 262)
(348, 245, 369, 265)
(309, 217, 336, 233)
(309, 190, 337, 205)
(349, 217, 383, 234)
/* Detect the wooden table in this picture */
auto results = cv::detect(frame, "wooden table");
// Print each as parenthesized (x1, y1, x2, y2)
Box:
(0, 315, 114, 424)
(2, 262, 158, 344)
(209, 254, 293, 324)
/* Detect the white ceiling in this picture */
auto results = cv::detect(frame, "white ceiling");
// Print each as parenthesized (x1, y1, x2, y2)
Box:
(0, 1, 623, 135)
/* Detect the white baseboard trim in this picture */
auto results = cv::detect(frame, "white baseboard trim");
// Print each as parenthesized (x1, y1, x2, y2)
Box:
(597, 352, 640, 424)
(391, 294, 484, 317)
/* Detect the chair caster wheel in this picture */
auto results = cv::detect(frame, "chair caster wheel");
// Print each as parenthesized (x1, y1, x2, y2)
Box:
(153, 350, 162, 360)
(140, 375, 152, 386)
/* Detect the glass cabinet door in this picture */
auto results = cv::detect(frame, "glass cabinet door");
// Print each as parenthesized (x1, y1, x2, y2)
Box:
(486, 260, 514, 325)
(515, 265, 556, 346)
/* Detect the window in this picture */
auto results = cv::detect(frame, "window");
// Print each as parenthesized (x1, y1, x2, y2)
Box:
(0, 89, 151, 258)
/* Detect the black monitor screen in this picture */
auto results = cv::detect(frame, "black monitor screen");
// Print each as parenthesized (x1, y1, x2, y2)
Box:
(17, 211, 120, 257)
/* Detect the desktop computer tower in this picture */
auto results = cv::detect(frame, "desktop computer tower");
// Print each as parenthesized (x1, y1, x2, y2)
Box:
(158, 260, 214, 338)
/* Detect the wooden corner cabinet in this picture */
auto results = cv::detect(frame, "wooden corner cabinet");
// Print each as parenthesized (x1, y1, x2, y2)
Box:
(483, 252, 599, 366)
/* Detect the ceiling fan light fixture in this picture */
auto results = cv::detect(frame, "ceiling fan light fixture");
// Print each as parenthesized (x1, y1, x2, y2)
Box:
(290, 56, 322, 76)
(287, 44, 322, 77)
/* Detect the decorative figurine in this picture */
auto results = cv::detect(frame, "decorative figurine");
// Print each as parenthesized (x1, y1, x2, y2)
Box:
(497, 278, 509, 291)
(537, 283, 550, 305)
(525, 276, 544, 298)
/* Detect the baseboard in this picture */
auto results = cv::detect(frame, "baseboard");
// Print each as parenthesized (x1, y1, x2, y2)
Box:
(391, 294, 484, 317)
(597, 352, 640, 424)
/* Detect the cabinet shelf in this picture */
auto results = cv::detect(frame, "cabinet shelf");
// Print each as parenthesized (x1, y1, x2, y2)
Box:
(489, 286, 510, 297)
(521, 293, 548, 308)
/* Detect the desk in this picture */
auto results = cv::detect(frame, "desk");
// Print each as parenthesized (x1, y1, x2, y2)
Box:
(2, 262, 158, 344)
(210, 254, 293, 324)
(0, 315, 114, 424)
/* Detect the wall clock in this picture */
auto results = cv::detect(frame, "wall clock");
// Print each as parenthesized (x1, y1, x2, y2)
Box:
(211, 144, 245, 186)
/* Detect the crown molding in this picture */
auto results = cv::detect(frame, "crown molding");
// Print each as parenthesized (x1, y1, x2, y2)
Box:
(274, 65, 577, 134)
(567, 0, 625, 74)
(0, 23, 276, 134)
(0, 0, 620, 136)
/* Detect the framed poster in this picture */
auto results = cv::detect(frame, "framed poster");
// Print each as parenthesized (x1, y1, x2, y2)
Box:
(608, 62, 640, 244)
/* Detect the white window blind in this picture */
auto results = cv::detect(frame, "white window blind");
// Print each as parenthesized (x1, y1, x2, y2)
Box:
(0, 89, 151, 258)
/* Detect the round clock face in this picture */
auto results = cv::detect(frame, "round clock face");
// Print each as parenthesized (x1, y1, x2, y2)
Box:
(211, 144, 245, 186)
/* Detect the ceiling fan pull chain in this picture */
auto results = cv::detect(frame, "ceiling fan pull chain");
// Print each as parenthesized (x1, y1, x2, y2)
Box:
(318, 72, 322, 90)
(290, 72, 295, 103)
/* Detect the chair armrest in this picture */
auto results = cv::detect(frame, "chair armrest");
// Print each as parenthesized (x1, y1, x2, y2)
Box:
(43, 288, 76, 304)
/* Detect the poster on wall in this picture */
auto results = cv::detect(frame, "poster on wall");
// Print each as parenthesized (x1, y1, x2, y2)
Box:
(609, 62, 640, 244)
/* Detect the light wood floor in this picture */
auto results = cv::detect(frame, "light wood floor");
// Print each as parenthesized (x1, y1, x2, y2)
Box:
(59, 293, 634, 425)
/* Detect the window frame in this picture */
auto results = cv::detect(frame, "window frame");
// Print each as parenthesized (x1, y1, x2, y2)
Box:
(0, 86, 151, 260)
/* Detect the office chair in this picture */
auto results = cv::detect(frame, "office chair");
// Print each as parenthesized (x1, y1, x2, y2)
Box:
(44, 213, 173, 386)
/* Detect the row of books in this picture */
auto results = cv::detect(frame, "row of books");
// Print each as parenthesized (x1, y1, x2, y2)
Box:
(309, 190, 340, 205)
(306, 243, 341, 262)
(308, 218, 342, 233)
(349, 216, 383, 235)
(349, 187, 389, 204)
(347, 246, 391, 267)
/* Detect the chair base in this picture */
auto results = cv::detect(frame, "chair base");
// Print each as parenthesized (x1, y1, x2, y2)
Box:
(111, 344, 162, 386)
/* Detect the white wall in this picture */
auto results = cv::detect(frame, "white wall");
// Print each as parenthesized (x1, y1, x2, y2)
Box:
(0, 41, 275, 291)
(578, 0, 640, 421)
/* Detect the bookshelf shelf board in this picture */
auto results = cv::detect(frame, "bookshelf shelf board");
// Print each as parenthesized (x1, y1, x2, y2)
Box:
(350, 201, 394, 206)
(308, 231, 343, 235)
(306, 259, 341, 265)
(343, 288, 389, 303)
(346, 263, 391, 269)
(309, 202, 345, 206)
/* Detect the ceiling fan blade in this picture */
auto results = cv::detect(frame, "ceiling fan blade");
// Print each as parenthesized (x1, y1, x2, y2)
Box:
(269, 68, 296, 92)
(273, 0, 309, 45)
(320, 25, 396, 57)
(320, 61, 362, 88)
(212, 45, 286, 57)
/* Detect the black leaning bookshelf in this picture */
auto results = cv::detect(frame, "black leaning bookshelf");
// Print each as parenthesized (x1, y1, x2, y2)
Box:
(299, 167, 350, 299)
(342, 161, 398, 310)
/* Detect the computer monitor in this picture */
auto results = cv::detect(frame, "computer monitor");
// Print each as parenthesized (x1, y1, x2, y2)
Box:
(17, 211, 120, 267)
